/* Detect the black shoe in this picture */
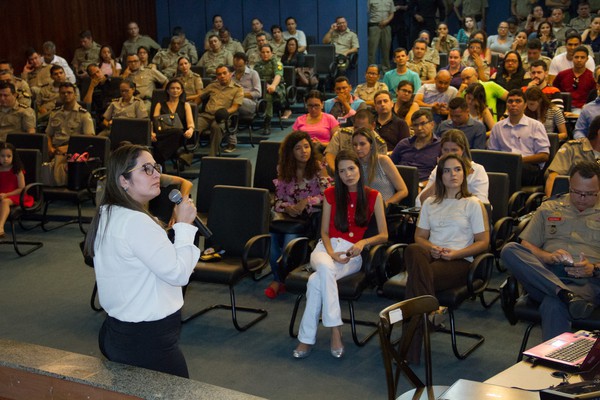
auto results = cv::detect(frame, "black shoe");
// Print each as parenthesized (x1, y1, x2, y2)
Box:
(223, 144, 236, 153)
(558, 290, 595, 319)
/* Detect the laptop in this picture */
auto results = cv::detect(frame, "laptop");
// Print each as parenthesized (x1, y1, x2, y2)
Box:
(523, 332, 600, 371)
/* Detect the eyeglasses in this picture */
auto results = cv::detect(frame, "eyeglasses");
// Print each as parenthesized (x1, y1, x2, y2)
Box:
(412, 120, 432, 129)
(573, 76, 580, 90)
(570, 189, 599, 199)
(398, 88, 413, 94)
(127, 162, 162, 176)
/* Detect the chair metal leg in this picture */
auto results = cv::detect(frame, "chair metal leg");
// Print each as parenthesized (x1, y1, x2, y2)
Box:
(41, 200, 89, 234)
(480, 289, 501, 309)
(0, 222, 43, 257)
(289, 294, 304, 338)
(90, 281, 103, 312)
(182, 285, 268, 332)
(517, 323, 537, 362)
(436, 309, 485, 360)
(343, 300, 378, 347)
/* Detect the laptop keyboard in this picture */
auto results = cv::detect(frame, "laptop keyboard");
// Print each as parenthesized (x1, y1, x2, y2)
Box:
(546, 338, 595, 362)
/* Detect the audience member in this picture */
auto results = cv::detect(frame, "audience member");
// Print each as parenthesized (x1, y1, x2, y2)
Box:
(414, 69, 458, 123)
(546, 115, 600, 196)
(122, 54, 168, 110)
(136, 46, 157, 70)
(522, 38, 552, 71)
(98, 45, 121, 77)
(383, 48, 421, 101)
(268, 131, 331, 299)
(553, 46, 596, 111)
(324, 76, 367, 126)
(324, 108, 387, 172)
(462, 38, 491, 81)
(493, 50, 529, 116)
(21, 49, 52, 93)
(524, 4, 547, 35)
(439, 48, 465, 90)
(0, 69, 31, 108)
(432, 22, 459, 54)
(254, 44, 286, 135)
(435, 97, 486, 149)
(175, 56, 203, 104)
(512, 0, 536, 28)
(205, 15, 225, 50)
(549, 7, 569, 44)
(537, 21, 559, 58)
(197, 65, 243, 156)
(293, 90, 339, 148)
(37, 65, 79, 121)
(408, 38, 437, 83)
(0, 142, 33, 238)
(352, 127, 408, 206)
(119, 22, 161, 61)
(219, 27, 245, 56)
(487, 21, 514, 60)
(573, 75, 600, 139)
(405, 153, 488, 365)
(524, 86, 567, 140)
(391, 109, 441, 183)
(232, 52, 261, 124)
(353, 65, 388, 107)
(283, 17, 307, 53)
(173, 27, 198, 65)
(197, 35, 233, 77)
(488, 89, 550, 186)
(549, 32, 596, 83)
(409, 30, 440, 66)
(72, 30, 101, 77)
(367, 0, 395, 70)
(418, 129, 489, 206)
(243, 18, 272, 52)
(374, 90, 409, 151)
(0, 82, 35, 142)
(293, 150, 388, 360)
(525, 60, 562, 103)
(152, 36, 184, 79)
(460, 66, 508, 121)
(41, 41, 75, 83)
(392, 80, 419, 125)
(270, 25, 287, 58)
(464, 82, 495, 132)
(246, 32, 269, 68)
(582, 15, 600, 53)
(456, 16, 477, 44)
(100, 80, 147, 136)
(83, 63, 121, 128)
(454, 0, 488, 30)
(322, 16, 360, 57)
(501, 161, 600, 341)
(570, 1, 593, 34)
(511, 30, 529, 60)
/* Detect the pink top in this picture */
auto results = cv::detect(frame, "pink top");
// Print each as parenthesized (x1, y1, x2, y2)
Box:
(100, 62, 122, 77)
(273, 165, 332, 214)
(292, 113, 339, 144)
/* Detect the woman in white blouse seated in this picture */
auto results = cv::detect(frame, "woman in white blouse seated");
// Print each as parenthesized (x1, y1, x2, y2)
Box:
(84, 144, 200, 377)
(405, 153, 489, 363)
(417, 129, 488, 206)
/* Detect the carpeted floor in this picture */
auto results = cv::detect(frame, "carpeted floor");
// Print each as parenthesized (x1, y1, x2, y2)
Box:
(0, 122, 544, 399)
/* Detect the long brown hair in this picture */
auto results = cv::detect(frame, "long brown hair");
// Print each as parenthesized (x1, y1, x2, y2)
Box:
(352, 127, 379, 185)
(277, 131, 320, 182)
(524, 86, 551, 123)
(440, 129, 473, 174)
(433, 154, 472, 204)
(333, 150, 368, 231)
(84, 145, 162, 258)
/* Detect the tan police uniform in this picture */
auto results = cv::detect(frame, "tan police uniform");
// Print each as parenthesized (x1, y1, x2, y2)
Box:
(354, 81, 389, 104)
(246, 48, 260, 68)
(271, 41, 286, 59)
(325, 127, 388, 159)
(120, 35, 161, 60)
(177, 72, 203, 100)
(223, 40, 244, 56)
(546, 138, 599, 177)
(129, 67, 169, 108)
(197, 81, 244, 156)
(37, 84, 80, 118)
(242, 31, 273, 52)
(197, 48, 233, 76)
(72, 42, 102, 74)
(407, 58, 437, 82)
(14, 77, 32, 107)
(46, 103, 95, 148)
(103, 97, 148, 121)
(432, 35, 459, 55)
(22, 65, 52, 92)
(330, 29, 360, 55)
(0, 103, 36, 141)
(152, 49, 183, 78)
(180, 39, 199, 64)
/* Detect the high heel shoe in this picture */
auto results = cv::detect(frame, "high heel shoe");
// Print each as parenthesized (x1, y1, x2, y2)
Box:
(330, 347, 345, 358)
(292, 345, 312, 359)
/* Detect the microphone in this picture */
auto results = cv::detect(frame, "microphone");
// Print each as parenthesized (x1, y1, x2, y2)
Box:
(168, 189, 212, 239)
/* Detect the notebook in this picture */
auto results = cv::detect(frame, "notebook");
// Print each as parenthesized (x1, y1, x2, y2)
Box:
(523, 332, 600, 370)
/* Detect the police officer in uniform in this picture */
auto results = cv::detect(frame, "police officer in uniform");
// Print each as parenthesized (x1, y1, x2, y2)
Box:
(152, 36, 184, 79)
(501, 161, 600, 341)
(197, 35, 233, 76)
(254, 44, 285, 135)
(545, 116, 600, 197)
(72, 30, 102, 77)
(175, 57, 203, 104)
(0, 82, 35, 142)
(122, 54, 168, 110)
(37, 65, 80, 121)
(22, 50, 53, 94)
(99, 80, 148, 137)
(0, 70, 32, 108)
(197, 65, 243, 156)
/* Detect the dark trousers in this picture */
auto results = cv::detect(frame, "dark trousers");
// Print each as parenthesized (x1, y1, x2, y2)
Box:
(404, 243, 470, 362)
(99, 309, 189, 378)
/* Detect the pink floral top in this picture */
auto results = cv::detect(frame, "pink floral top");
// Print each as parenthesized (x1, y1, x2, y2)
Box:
(273, 165, 332, 214)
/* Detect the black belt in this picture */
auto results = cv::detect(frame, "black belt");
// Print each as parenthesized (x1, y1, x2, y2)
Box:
(368, 23, 380, 27)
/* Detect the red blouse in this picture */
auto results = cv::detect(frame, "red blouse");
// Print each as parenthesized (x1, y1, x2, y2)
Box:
(325, 186, 378, 243)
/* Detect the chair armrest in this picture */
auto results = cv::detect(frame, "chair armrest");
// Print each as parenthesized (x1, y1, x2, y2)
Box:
(467, 252, 494, 295)
(508, 191, 528, 218)
(19, 182, 44, 213)
(376, 243, 408, 286)
(281, 237, 311, 273)
(242, 233, 271, 273)
(362, 243, 388, 285)
(524, 192, 545, 214)
(328, 62, 338, 77)
(285, 85, 297, 104)
(225, 112, 239, 135)
(491, 216, 516, 253)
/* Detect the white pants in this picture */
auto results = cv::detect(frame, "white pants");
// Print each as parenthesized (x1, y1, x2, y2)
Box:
(297, 238, 362, 345)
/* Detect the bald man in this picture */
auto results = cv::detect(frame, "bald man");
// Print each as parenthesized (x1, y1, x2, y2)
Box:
(414, 69, 458, 124)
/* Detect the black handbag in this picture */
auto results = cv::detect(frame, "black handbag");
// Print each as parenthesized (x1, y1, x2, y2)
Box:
(155, 113, 183, 133)
(67, 157, 102, 190)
